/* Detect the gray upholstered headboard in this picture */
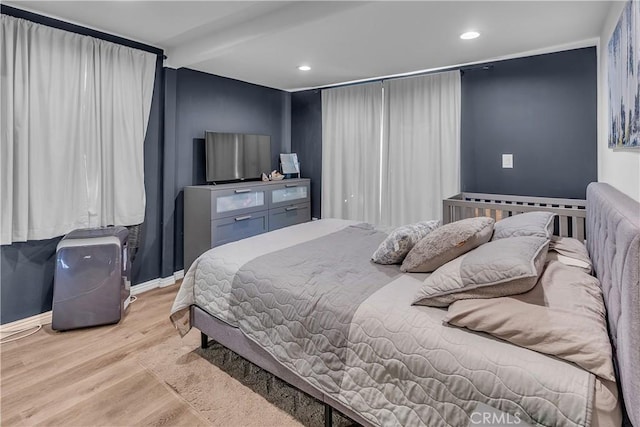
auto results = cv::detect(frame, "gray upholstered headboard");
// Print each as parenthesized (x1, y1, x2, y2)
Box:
(586, 183, 640, 426)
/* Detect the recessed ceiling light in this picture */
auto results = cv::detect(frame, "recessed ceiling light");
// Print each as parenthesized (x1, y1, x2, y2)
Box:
(298, 65, 311, 71)
(460, 31, 480, 40)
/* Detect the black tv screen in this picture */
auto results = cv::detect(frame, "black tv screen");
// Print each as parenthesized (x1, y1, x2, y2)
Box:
(205, 132, 271, 182)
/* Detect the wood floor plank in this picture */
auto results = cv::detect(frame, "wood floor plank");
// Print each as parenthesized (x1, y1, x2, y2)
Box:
(34, 370, 167, 426)
(0, 351, 25, 376)
(1, 287, 178, 386)
(6, 359, 146, 424)
(1, 325, 169, 392)
(3, 290, 177, 369)
(2, 286, 176, 354)
(0, 283, 209, 427)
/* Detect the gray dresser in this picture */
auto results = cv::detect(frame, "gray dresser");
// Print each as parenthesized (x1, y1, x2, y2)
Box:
(184, 178, 311, 271)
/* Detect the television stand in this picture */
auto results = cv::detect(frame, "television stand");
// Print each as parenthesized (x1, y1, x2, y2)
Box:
(183, 178, 311, 271)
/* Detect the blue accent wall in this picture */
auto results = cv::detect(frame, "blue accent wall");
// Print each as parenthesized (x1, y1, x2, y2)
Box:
(170, 68, 292, 272)
(133, 59, 165, 284)
(1, 238, 60, 323)
(161, 68, 178, 279)
(461, 47, 597, 199)
(291, 90, 323, 219)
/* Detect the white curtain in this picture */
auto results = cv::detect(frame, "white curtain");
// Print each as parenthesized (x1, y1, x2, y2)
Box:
(321, 82, 383, 223)
(381, 71, 461, 226)
(321, 72, 460, 226)
(1, 15, 156, 245)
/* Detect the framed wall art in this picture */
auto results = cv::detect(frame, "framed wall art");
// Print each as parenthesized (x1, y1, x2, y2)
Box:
(608, 0, 640, 149)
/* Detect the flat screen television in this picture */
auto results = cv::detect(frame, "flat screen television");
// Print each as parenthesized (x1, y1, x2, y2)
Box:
(204, 132, 271, 182)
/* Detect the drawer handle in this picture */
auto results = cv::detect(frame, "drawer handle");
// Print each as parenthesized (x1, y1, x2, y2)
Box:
(235, 215, 252, 221)
(235, 189, 251, 193)
(285, 206, 298, 211)
(285, 184, 298, 188)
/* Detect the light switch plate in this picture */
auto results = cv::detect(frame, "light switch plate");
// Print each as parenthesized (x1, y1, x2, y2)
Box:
(502, 154, 513, 168)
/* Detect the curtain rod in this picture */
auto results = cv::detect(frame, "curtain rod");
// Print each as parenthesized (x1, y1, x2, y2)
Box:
(1, 5, 165, 57)
(305, 62, 492, 93)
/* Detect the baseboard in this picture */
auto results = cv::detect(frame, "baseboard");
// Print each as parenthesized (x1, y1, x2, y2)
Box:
(130, 278, 161, 295)
(130, 270, 184, 295)
(0, 270, 185, 331)
(0, 311, 52, 334)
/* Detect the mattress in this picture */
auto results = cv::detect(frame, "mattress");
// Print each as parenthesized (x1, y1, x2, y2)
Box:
(171, 219, 613, 427)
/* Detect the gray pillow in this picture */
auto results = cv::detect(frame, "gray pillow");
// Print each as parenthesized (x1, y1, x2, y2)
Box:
(400, 217, 494, 273)
(492, 211, 555, 240)
(371, 220, 440, 264)
(413, 236, 549, 307)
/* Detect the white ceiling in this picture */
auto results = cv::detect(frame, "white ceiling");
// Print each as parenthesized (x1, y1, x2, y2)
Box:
(4, 1, 612, 91)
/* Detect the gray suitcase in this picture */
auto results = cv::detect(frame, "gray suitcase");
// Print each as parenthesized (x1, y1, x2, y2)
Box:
(52, 226, 131, 331)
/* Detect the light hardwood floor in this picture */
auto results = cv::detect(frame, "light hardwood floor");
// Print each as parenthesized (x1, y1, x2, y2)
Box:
(0, 284, 210, 426)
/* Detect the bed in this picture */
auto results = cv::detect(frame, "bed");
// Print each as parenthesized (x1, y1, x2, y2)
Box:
(171, 182, 639, 427)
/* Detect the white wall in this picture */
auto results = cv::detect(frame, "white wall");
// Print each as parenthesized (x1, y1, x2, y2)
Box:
(597, 1, 640, 202)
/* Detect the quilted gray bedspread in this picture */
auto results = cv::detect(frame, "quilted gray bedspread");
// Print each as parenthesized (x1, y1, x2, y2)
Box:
(230, 223, 401, 395)
(171, 219, 597, 427)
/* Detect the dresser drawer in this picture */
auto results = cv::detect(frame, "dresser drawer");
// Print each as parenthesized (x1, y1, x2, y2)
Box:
(268, 203, 311, 231)
(211, 210, 268, 247)
(269, 182, 310, 208)
(211, 187, 267, 219)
